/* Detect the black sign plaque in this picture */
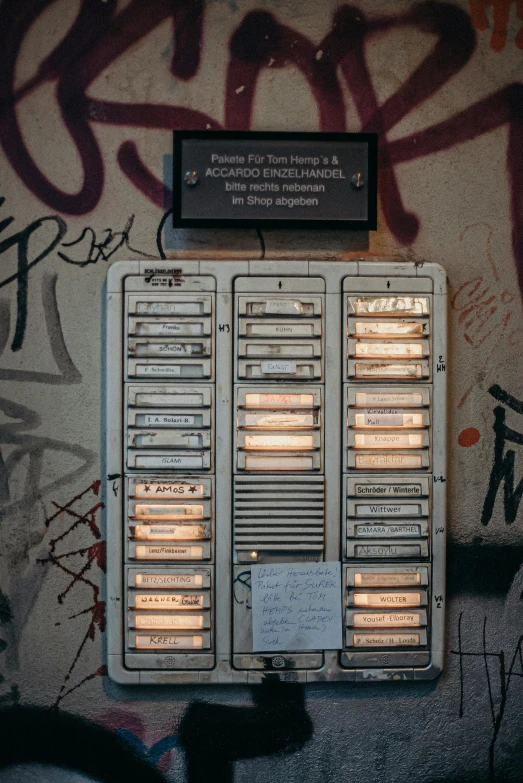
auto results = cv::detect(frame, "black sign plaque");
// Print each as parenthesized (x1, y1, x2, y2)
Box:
(173, 131, 377, 230)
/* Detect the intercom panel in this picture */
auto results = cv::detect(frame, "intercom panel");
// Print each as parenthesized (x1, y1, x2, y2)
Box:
(105, 260, 446, 683)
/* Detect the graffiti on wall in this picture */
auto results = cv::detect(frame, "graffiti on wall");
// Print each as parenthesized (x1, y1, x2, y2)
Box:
(38, 479, 106, 708)
(1, 1, 523, 301)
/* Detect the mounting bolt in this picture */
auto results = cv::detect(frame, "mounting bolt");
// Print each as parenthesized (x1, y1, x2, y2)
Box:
(184, 170, 199, 186)
(351, 172, 365, 189)
(272, 655, 286, 669)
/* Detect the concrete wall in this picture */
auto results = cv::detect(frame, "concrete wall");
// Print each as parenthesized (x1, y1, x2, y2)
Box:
(1, 0, 523, 780)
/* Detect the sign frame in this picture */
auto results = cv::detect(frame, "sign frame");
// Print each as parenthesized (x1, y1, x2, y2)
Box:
(173, 130, 378, 230)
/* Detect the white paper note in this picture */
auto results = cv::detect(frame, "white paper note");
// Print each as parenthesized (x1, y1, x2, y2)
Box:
(251, 562, 342, 651)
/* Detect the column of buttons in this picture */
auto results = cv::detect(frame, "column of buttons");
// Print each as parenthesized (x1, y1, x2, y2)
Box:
(345, 476, 429, 559)
(346, 386, 431, 471)
(236, 387, 322, 472)
(347, 295, 430, 380)
(126, 566, 212, 658)
(126, 385, 212, 471)
(127, 294, 212, 380)
(127, 477, 212, 562)
(344, 565, 428, 650)
(237, 296, 322, 380)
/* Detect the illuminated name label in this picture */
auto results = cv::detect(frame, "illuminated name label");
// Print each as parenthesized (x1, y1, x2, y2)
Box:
(244, 455, 313, 471)
(351, 297, 429, 315)
(354, 343, 423, 357)
(134, 504, 204, 520)
(135, 614, 204, 629)
(353, 321, 424, 337)
(352, 613, 421, 627)
(135, 574, 204, 587)
(261, 361, 296, 374)
(354, 363, 423, 378)
(134, 594, 205, 609)
(354, 454, 423, 469)
(135, 635, 204, 649)
(355, 525, 421, 537)
(352, 633, 421, 647)
(354, 484, 422, 496)
(133, 525, 206, 540)
(354, 392, 424, 407)
(354, 433, 424, 448)
(354, 504, 421, 516)
(134, 483, 205, 498)
(353, 411, 424, 428)
(134, 545, 204, 559)
(353, 593, 421, 608)
(243, 434, 314, 450)
(354, 573, 421, 587)
(244, 412, 315, 428)
(244, 393, 315, 408)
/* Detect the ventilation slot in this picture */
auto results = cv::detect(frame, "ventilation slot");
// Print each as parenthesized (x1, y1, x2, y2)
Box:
(234, 476, 324, 553)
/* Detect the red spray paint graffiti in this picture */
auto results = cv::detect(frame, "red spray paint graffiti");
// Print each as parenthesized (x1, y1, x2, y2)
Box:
(469, 0, 523, 50)
(1, 2, 523, 297)
(38, 479, 106, 708)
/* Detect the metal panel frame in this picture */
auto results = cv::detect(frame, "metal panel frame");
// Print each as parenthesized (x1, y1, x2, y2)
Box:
(105, 259, 446, 684)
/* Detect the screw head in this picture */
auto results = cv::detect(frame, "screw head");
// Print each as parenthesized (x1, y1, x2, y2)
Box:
(351, 172, 365, 189)
(184, 170, 199, 186)
(272, 655, 286, 669)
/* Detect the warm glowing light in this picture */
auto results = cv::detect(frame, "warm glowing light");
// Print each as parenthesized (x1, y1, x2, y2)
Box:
(134, 614, 205, 629)
(134, 545, 204, 559)
(244, 393, 315, 409)
(133, 525, 205, 540)
(354, 573, 421, 587)
(243, 412, 315, 429)
(354, 363, 424, 378)
(134, 594, 205, 610)
(354, 392, 424, 407)
(354, 343, 424, 357)
(134, 483, 205, 499)
(352, 613, 421, 628)
(353, 412, 424, 428)
(135, 573, 204, 588)
(243, 434, 314, 450)
(353, 593, 422, 608)
(352, 321, 424, 337)
(244, 455, 314, 471)
(134, 635, 204, 649)
(352, 633, 421, 646)
(350, 297, 429, 316)
(353, 433, 424, 449)
(134, 504, 204, 520)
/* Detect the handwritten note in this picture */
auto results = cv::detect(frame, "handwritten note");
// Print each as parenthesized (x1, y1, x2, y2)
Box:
(251, 562, 342, 652)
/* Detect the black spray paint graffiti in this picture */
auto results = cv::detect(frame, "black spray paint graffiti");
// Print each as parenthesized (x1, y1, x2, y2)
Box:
(0, 196, 154, 357)
(0, 589, 19, 708)
(482, 384, 523, 525)
(0, 396, 96, 522)
(179, 680, 313, 783)
(452, 613, 523, 783)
